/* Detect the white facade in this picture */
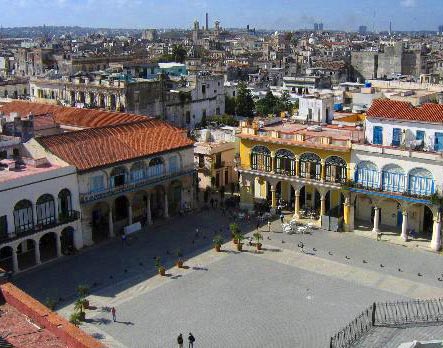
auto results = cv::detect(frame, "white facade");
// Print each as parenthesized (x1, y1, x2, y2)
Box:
(365, 117, 443, 151)
(0, 140, 82, 273)
(296, 94, 334, 123)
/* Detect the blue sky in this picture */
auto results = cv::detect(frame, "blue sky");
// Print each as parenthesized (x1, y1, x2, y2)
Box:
(0, 0, 442, 31)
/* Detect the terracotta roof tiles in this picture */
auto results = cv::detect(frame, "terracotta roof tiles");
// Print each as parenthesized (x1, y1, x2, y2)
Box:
(367, 99, 443, 123)
(0, 100, 146, 128)
(37, 119, 194, 171)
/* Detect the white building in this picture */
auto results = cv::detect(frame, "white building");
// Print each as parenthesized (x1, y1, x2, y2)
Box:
(0, 137, 81, 273)
(295, 93, 335, 123)
(350, 99, 443, 251)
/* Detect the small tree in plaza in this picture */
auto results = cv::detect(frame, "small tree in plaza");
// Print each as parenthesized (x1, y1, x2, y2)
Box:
(253, 232, 263, 250)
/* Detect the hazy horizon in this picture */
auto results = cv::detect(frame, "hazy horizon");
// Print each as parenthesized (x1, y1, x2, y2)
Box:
(0, 0, 442, 32)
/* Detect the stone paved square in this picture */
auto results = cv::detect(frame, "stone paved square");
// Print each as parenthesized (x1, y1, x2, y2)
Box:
(11, 211, 443, 347)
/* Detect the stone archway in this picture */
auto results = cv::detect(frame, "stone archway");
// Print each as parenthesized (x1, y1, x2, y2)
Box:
(114, 196, 129, 222)
(91, 201, 110, 243)
(17, 239, 37, 270)
(132, 190, 148, 224)
(168, 181, 183, 216)
(151, 185, 166, 219)
(61, 226, 75, 255)
(0, 246, 13, 272)
(39, 232, 58, 262)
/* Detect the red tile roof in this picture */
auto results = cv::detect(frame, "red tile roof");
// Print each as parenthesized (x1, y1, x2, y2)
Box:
(37, 119, 194, 171)
(0, 100, 146, 128)
(367, 99, 443, 123)
(0, 302, 66, 348)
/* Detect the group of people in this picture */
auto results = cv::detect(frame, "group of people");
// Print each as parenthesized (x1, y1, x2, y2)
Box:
(177, 333, 195, 347)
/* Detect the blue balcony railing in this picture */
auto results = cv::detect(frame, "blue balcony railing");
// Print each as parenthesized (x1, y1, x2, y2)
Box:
(80, 166, 195, 203)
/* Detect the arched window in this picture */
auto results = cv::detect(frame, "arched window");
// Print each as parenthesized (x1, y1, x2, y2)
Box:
(299, 153, 321, 180)
(110, 166, 127, 188)
(356, 161, 379, 189)
(58, 189, 72, 217)
(147, 157, 165, 177)
(382, 164, 406, 193)
(130, 161, 146, 183)
(408, 168, 434, 196)
(275, 149, 295, 176)
(325, 156, 347, 183)
(14, 200, 33, 233)
(251, 146, 271, 172)
(36, 194, 56, 226)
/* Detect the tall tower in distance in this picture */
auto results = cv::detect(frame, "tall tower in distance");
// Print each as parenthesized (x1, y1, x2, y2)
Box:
(206, 13, 209, 31)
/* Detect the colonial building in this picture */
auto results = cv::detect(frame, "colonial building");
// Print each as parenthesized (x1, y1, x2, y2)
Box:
(37, 119, 195, 245)
(194, 127, 238, 191)
(0, 137, 81, 273)
(350, 99, 443, 251)
(237, 118, 364, 232)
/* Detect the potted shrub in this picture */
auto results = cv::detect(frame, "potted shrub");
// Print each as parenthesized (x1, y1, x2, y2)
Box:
(69, 311, 82, 326)
(233, 231, 245, 251)
(230, 222, 240, 244)
(154, 256, 166, 276)
(74, 298, 87, 321)
(213, 235, 224, 252)
(77, 285, 89, 309)
(176, 249, 184, 268)
(253, 232, 263, 250)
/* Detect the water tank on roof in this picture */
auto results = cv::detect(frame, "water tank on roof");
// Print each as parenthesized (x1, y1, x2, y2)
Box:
(365, 82, 372, 88)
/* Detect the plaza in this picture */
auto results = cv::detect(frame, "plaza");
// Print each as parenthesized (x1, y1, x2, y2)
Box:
(12, 210, 443, 347)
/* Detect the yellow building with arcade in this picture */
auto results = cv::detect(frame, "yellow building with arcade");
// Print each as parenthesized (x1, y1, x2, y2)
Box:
(236, 119, 364, 231)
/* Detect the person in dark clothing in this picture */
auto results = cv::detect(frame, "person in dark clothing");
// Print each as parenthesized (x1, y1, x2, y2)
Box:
(188, 332, 195, 348)
(280, 213, 284, 223)
(111, 307, 116, 322)
(177, 333, 184, 348)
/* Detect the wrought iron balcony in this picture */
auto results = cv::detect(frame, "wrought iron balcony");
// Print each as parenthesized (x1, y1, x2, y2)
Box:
(1, 210, 80, 244)
(80, 166, 195, 203)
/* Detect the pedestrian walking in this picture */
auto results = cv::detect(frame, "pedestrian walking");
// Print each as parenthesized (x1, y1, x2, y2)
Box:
(121, 234, 127, 246)
(280, 213, 284, 223)
(267, 220, 271, 232)
(177, 333, 184, 348)
(188, 332, 195, 348)
(111, 307, 116, 322)
(210, 198, 214, 208)
(256, 220, 260, 231)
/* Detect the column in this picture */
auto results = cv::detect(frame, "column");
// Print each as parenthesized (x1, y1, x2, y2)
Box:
(271, 186, 277, 210)
(32, 203, 38, 228)
(55, 233, 62, 257)
(431, 213, 442, 252)
(343, 199, 351, 231)
(146, 194, 153, 225)
(54, 198, 59, 223)
(128, 204, 133, 225)
(108, 210, 115, 238)
(295, 157, 300, 177)
(34, 241, 41, 264)
(321, 160, 326, 182)
(271, 154, 276, 173)
(293, 190, 300, 219)
(372, 207, 380, 233)
(164, 192, 169, 218)
(401, 210, 408, 241)
(320, 194, 326, 217)
(12, 249, 19, 273)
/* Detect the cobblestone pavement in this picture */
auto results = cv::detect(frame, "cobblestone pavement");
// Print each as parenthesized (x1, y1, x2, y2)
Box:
(11, 209, 443, 347)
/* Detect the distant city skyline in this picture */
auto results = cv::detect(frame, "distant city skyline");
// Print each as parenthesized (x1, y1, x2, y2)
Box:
(0, 0, 443, 32)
